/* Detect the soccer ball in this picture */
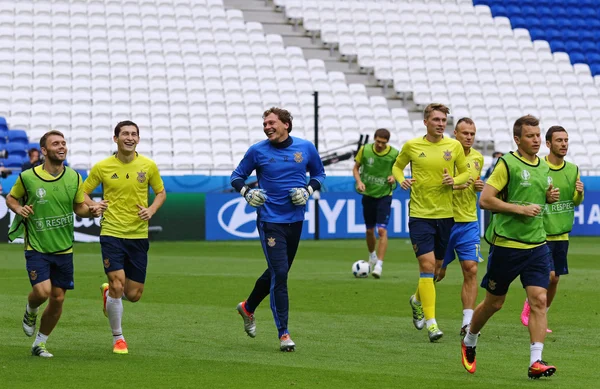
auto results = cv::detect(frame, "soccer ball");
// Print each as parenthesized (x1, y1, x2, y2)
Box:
(352, 260, 370, 278)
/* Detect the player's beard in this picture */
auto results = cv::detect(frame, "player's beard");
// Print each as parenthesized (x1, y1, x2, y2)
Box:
(45, 150, 66, 165)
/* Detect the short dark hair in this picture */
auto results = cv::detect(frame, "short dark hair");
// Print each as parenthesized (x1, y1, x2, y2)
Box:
(374, 128, 391, 140)
(492, 151, 503, 158)
(28, 148, 39, 157)
(545, 125, 568, 142)
(455, 117, 474, 130)
(424, 103, 450, 120)
(40, 130, 65, 149)
(263, 107, 293, 133)
(513, 115, 539, 137)
(114, 120, 140, 137)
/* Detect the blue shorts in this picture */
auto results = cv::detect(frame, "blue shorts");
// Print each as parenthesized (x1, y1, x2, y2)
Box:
(25, 250, 74, 290)
(100, 236, 149, 284)
(442, 222, 483, 268)
(547, 240, 569, 276)
(481, 244, 551, 296)
(408, 217, 454, 259)
(362, 195, 392, 229)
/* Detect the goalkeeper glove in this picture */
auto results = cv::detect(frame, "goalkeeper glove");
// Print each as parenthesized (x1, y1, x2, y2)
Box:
(240, 186, 267, 207)
(289, 186, 313, 206)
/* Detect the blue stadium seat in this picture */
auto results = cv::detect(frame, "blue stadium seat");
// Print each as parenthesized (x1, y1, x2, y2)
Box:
(570, 52, 587, 64)
(579, 31, 596, 42)
(7, 130, 28, 145)
(581, 41, 599, 54)
(565, 41, 582, 52)
(591, 64, 600, 76)
(529, 28, 545, 41)
(5, 143, 27, 159)
(510, 17, 527, 29)
(586, 53, 600, 63)
(0, 129, 7, 142)
(27, 142, 40, 152)
(489, 5, 507, 17)
(0, 117, 7, 132)
(545, 29, 562, 41)
(506, 5, 520, 15)
(4, 155, 25, 168)
(549, 40, 566, 52)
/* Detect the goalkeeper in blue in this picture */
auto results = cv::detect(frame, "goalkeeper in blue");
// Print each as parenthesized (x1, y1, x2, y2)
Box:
(231, 107, 326, 351)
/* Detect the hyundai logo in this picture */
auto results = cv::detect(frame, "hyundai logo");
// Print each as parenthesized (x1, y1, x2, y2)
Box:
(217, 197, 258, 238)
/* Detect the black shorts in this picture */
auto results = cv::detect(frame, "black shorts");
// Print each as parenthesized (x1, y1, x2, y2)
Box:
(547, 240, 569, 276)
(408, 217, 454, 259)
(100, 236, 149, 284)
(481, 244, 551, 296)
(362, 195, 392, 229)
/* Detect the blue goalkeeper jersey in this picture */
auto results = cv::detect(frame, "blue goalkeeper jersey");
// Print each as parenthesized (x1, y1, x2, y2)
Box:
(231, 136, 326, 223)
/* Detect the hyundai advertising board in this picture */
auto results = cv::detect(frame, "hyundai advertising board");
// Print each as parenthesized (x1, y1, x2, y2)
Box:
(205, 192, 600, 241)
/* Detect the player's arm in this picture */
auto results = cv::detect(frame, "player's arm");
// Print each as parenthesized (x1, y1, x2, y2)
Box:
(392, 143, 413, 189)
(136, 164, 167, 221)
(74, 174, 104, 217)
(230, 146, 267, 207)
(479, 160, 540, 217)
(6, 175, 34, 218)
(82, 164, 108, 208)
(574, 171, 584, 206)
(353, 146, 365, 192)
(451, 146, 470, 185)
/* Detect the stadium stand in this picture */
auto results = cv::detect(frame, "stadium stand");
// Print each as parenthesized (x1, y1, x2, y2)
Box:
(276, 0, 600, 171)
(0, 0, 598, 172)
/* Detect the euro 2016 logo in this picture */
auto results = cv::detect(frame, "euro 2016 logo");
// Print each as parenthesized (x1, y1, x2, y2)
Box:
(36, 187, 48, 204)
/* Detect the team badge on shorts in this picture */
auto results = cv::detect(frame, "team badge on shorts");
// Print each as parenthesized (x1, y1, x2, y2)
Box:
(104, 258, 111, 268)
(29, 270, 37, 281)
(267, 237, 276, 247)
(137, 171, 147, 183)
(488, 280, 496, 291)
(294, 152, 303, 163)
(443, 150, 452, 161)
(412, 244, 418, 253)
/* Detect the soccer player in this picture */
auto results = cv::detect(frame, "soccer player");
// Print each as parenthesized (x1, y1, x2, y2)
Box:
(232, 107, 325, 351)
(83, 121, 166, 355)
(461, 115, 560, 379)
(7, 130, 105, 358)
(435, 118, 485, 336)
(520, 126, 584, 332)
(392, 103, 470, 342)
(352, 128, 399, 278)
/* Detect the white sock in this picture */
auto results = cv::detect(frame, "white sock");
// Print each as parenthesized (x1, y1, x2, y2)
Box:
(369, 251, 377, 260)
(464, 330, 479, 347)
(26, 304, 39, 315)
(462, 309, 474, 327)
(530, 342, 544, 366)
(33, 332, 48, 347)
(106, 296, 124, 343)
(546, 306, 550, 313)
(376, 259, 383, 267)
(426, 318, 437, 327)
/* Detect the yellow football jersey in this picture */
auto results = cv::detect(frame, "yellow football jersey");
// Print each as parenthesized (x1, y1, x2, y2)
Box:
(83, 154, 165, 239)
(453, 148, 484, 222)
(392, 136, 469, 219)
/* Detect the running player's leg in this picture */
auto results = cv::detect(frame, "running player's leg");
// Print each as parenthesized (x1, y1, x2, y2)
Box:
(409, 217, 439, 339)
(436, 224, 460, 283)
(454, 222, 482, 333)
(546, 241, 568, 309)
(278, 221, 303, 350)
(23, 250, 52, 337)
(257, 221, 291, 338)
(122, 238, 149, 302)
(372, 196, 392, 278)
(521, 244, 554, 375)
(100, 236, 128, 352)
(32, 253, 73, 357)
(362, 196, 378, 267)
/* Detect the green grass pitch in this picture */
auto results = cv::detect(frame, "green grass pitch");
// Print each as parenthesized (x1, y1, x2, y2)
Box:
(1, 238, 598, 388)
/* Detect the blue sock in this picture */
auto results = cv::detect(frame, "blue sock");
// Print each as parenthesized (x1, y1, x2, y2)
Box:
(278, 328, 289, 338)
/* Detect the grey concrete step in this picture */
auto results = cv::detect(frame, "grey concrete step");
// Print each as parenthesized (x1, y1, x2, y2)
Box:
(261, 23, 305, 37)
(280, 35, 319, 48)
(224, 0, 271, 11)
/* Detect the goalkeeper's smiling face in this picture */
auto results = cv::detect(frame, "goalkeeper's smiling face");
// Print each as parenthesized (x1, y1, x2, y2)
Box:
(263, 113, 289, 144)
(114, 125, 139, 153)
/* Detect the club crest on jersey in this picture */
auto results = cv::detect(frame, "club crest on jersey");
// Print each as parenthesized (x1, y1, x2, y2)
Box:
(443, 150, 452, 161)
(474, 161, 480, 172)
(267, 237, 276, 247)
(104, 258, 110, 268)
(29, 270, 37, 281)
(137, 171, 147, 183)
(294, 152, 303, 163)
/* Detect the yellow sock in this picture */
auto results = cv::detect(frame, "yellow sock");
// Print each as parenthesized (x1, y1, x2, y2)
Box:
(414, 286, 420, 302)
(418, 276, 436, 320)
